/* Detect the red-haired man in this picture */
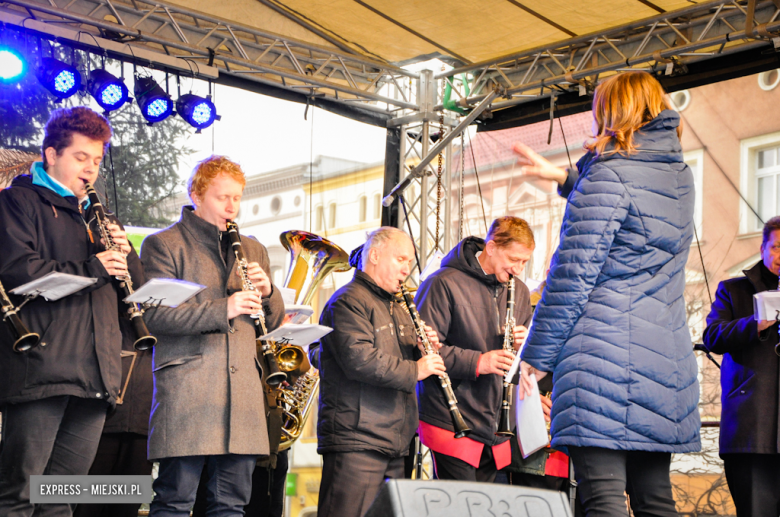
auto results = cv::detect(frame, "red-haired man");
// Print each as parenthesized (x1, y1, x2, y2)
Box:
(140, 155, 285, 516)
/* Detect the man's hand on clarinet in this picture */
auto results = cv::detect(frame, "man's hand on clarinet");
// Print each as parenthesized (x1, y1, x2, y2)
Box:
(103, 223, 132, 255)
(540, 392, 552, 423)
(417, 354, 446, 381)
(240, 262, 272, 297)
(478, 349, 515, 376)
(96, 250, 128, 277)
(512, 325, 528, 351)
(227, 290, 263, 320)
(416, 324, 441, 354)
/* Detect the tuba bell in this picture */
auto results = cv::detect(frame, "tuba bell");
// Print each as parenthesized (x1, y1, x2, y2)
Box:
(274, 230, 351, 451)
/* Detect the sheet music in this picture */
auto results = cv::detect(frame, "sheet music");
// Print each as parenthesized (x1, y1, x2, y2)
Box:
(285, 304, 314, 324)
(257, 324, 333, 346)
(9, 272, 97, 301)
(753, 290, 780, 321)
(124, 278, 205, 307)
(514, 376, 550, 458)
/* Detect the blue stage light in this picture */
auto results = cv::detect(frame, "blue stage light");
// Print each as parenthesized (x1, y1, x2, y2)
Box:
(36, 58, 81, 99)
(176, 93, 218, 131)
(134, 76, 173, 124)
(88, 69, 129, 112)
(0, 47, 26, 83)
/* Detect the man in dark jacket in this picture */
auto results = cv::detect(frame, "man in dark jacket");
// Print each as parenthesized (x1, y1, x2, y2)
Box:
(703, 216, 780, 516)
(415, 216, 535, 482)
(0, 107, 136, 516)
(316, 227, 445, 517)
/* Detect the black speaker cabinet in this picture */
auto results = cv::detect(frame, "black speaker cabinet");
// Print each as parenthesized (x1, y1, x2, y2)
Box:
(364, 479, 572, 517)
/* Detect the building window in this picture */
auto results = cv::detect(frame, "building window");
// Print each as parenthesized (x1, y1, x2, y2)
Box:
(739, 133, 780, 234)
(373, 193, 381, 220)
(315, 205, 324, 232)
(684, 149, 704, 239)
(252, 204, 259, 216)
(359, 196, 367, 223)
(328, 203, 337, 229)
(270, 196, 282, 216)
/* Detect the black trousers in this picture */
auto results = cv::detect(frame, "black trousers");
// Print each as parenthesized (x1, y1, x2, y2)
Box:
(149, 454, 257, 517)
(318, 450, 404, 517)
(192, 450, 289, 517)
(722, 453, 780, 517)
(568, 447, 677, 517)
(431, 445, 498, 483)
(0, 396, 108, 517)
(72, 432, 153, 517)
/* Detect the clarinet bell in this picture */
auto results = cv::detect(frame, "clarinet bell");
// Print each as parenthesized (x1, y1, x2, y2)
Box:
(452, 411, 471, 439)
(131, 314, 157, 351)
(8, 313, 40, 352)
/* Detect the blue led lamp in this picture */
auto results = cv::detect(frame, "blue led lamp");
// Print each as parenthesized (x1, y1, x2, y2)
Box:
(134, 76, 173, 125)
(176, 93, 219, 132)
(0, 46, 26, 84)
(88, 69, 129, 112)
(36, 58, 81, 99)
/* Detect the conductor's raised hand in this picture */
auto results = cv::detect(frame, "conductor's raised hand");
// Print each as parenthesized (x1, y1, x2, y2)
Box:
(241, 262, 272, 297)
(478, 349, 515, 376)
(512, 142, 568, 186)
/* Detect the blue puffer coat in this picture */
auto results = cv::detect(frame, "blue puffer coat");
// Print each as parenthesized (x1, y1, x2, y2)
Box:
(521, 109, 701, 453)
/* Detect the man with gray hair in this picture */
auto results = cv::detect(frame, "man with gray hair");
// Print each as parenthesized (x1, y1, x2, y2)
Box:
(316, 227, 445, 517)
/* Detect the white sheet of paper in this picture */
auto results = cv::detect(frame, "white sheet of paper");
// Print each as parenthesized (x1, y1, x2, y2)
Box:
(506, 351, 522, 385)
(420, 250, 444, 282)
(285, 304, 314, 324)
(753, 290, 780, 321)
(124, 278, 205, 307)
(10, 271, 97, 301)
(515, 376, 550, 458)
(279, 287, 297, 306)
(257, 324, 333, 347)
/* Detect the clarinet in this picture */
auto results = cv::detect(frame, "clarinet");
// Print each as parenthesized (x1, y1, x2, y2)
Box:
(398, 284, 470, 438)
(496, 276, 516, 436)
(225, 221, 286, 386)
(85, 184, 157, 351)
(0, 279, 40, 352)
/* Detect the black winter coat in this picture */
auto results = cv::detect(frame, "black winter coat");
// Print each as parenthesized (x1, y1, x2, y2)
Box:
(0, 175, 140, 407)
(415, 237, 533, 446)
(703, 261, 780, 454)
(317, 270, 419, 457)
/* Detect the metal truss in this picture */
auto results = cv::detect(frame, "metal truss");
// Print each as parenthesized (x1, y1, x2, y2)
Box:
(0, 0, 418, 114)
(397, 119, 453, 278)
(437, 0, 780, 112)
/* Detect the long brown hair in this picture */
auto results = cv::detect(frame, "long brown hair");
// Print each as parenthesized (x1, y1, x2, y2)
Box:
(585, 71, 681, 157)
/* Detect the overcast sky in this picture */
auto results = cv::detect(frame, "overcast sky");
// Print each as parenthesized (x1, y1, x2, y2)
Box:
(175, 81, 388, 183)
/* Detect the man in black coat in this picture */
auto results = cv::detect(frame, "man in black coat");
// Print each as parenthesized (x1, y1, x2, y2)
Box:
(316, 227, 444, 517)
(703, 215, 780, 516)
(0, 107, 137, 517)
(415, 216, 536, 482)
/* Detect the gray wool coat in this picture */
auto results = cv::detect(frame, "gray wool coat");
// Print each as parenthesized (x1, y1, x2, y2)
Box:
(141, 206, 284, 460)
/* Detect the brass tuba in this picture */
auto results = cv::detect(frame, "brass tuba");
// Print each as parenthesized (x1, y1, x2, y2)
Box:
(275, 230, 351, 451)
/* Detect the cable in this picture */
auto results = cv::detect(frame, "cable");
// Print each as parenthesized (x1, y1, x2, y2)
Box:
(465, 130, 489, 234)
(399, 195, 423, 277)
(107, 144, 120, 220)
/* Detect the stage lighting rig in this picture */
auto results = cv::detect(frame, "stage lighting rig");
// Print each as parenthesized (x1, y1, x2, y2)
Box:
(176, 93, 219, 132)
(88, 69, 129, 113)
(36, 58, 81, 100)
(0, 47, 26, 84)
(134, 76, 173, 125)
